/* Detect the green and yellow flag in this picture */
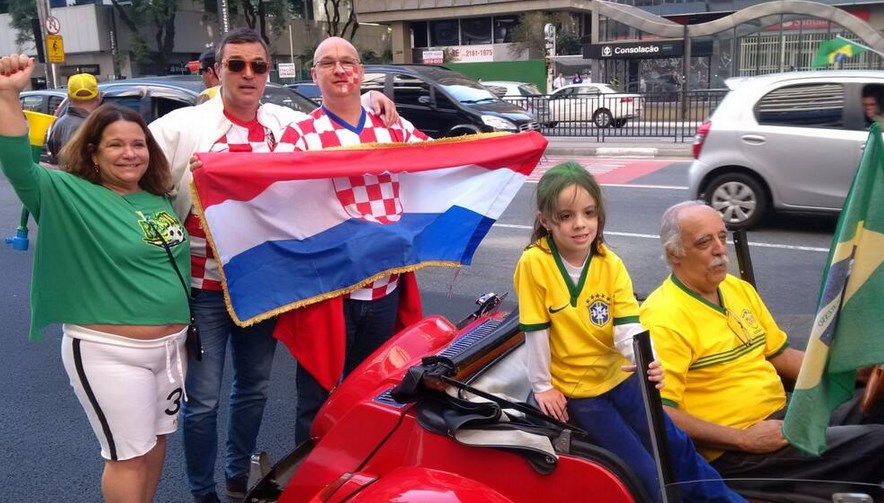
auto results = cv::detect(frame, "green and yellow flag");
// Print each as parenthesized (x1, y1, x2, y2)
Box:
(782, 123, 884, 455)
(812, 37, 867, 68)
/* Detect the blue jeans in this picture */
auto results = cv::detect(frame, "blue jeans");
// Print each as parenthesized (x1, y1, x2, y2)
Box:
(183, 288, 277, 497)
(295, 288, 400, 443)
(567, 374, 744, 503)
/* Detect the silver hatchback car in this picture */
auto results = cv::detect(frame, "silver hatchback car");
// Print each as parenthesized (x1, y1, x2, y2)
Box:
(689, 70, 884, 229)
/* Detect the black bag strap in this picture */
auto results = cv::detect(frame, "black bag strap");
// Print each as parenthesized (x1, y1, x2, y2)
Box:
(147, 220, 191, 303)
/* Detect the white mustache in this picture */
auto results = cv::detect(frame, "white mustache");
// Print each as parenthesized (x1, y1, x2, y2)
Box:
(710, 255, 729, 268)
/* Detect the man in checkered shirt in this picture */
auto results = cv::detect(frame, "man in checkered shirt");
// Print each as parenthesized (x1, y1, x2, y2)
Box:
(150, 29, 400, 503)
(276, 36, 430, 444)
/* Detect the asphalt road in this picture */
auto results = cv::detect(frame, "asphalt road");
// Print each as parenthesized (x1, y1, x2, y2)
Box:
(0, 157, 834, 502)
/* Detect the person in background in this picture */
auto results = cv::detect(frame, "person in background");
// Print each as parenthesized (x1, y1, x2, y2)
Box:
(47, 72, 101, 164)
(275, 35, 427, 446)
(0, 54, 190, 503)
(149, 28, 399, 503)
(861, 85, 884, 127)
(513, 163, 744, 503)
(572, 72, 583, 84)
(197, 49, 220, 89)
(640, 200, 884, 502)
(553, 72, 566, 90)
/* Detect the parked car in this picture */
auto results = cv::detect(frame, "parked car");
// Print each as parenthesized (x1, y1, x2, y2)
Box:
(242, 292, 881, 502)
(55, 75, 317, 124)
(20, 89, 67, 116)
(689, 70, 884, 229)
(286, 81, 321, 105)
(481, 80, 553, 127)
(361, 64, 539, 137)
(548, 83, 643, 128)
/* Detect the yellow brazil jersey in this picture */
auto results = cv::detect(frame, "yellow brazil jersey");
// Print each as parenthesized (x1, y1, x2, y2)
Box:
(640, 273, 790, 460)
(514, 237, 641, 399)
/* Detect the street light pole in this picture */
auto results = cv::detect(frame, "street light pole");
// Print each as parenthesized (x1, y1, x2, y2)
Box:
(34, 0, 56, 88)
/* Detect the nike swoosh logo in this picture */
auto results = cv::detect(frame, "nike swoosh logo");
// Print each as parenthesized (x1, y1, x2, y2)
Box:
(548, 304, 568, 314)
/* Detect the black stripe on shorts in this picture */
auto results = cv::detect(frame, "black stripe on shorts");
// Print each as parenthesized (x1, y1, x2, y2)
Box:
(72, 338, 118, 461)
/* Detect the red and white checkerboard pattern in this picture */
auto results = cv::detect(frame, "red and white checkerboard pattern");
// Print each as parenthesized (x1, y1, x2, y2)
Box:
(189, 114, 276, 290)
(333, 174, 402, 223)
(276, 107, 428, 299)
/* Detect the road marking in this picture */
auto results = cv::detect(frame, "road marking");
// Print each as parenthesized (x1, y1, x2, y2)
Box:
(602, 183, 688, 190)
(530, 157, 677, 184)
(492, 224, 829, 253)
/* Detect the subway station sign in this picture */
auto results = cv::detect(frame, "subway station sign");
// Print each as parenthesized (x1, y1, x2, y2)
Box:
(584, 39, 712, 59)
(585, 40, 683, 59)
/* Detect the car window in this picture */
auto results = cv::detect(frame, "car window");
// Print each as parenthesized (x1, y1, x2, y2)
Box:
(103, 96, 144, 114)
(518, 83, 542, 96)
(437, 76, 499, 104)
(362, 72, 386, 93)
(262, 87, 318, 114)
(48, 95, 65, 115)
(155, 96, 194, 119)
(755, 83, 845, 129)
(21, 95, 43, 112)
(577, 86, 601, 97)
(391, 74, 432, 108)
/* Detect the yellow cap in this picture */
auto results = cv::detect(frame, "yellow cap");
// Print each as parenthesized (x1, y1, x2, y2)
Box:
(67, 73, 99, 101)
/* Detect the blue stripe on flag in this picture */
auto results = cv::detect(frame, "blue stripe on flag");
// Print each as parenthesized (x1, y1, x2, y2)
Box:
(224, 207, 493, 320)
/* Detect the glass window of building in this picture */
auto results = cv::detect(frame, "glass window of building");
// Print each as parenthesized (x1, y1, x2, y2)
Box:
(755, 83, 844, 129)
(430, 19, 460, 46)
(461, 17, 492, 45)
(412, 21, 429, 49)
(494, 16, 519, 44)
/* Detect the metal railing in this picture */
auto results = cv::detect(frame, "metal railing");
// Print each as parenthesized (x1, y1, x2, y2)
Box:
(503, 89, 727, 142)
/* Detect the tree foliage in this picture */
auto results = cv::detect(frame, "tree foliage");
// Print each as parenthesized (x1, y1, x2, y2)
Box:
(235, 0, 290, 45)
(110, 0, 178, 74)
(322, 0, 358, 39)
(8, 0, 38, 47)
(511, 11, 582, 57)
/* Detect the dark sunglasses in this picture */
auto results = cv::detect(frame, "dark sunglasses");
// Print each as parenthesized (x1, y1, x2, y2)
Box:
(223, 59, 269, 74)
(198, 66, 213, 75)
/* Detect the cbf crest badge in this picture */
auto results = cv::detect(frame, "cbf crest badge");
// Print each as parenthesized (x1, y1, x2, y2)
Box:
(587, 293, 611, 327)
(334, 173, 402, 224)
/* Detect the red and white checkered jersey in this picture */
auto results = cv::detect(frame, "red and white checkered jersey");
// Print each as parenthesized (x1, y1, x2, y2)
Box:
(187, 111, 278, 290)
(277, 106, 429, 300)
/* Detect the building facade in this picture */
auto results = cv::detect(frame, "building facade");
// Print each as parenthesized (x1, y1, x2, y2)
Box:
(359, 0, 884, 91)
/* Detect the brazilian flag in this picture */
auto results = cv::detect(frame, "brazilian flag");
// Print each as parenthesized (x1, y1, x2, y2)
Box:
(782, 122, 884, 455)
(812, 37, 867, 68)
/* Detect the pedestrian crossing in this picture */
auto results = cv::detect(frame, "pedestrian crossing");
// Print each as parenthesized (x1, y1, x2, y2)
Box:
(529, 155, 675, 184)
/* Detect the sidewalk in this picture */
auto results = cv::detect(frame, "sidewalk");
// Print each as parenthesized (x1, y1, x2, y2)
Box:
(544, 136, 693, 159)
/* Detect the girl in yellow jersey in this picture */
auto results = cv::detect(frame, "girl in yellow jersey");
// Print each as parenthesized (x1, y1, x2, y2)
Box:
(513, 162, 745, 503)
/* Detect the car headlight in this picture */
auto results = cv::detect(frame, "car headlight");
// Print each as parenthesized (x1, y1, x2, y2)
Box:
(481, 115, 518, 131)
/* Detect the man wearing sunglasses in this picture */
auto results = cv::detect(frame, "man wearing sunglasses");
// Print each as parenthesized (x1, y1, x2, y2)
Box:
(149, 28, 399, 503)
(274, 36, 429, 446)
(639, 201, 884, 501)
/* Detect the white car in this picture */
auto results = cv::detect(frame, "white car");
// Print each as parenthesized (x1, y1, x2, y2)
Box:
(548, 83, 643, 128)
(481, 80, 552, 126)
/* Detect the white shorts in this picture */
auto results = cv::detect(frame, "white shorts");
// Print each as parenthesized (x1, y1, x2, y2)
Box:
(61, 324, 188, 461)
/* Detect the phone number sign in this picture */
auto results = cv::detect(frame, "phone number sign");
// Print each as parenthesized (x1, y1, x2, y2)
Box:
(449, 45, 494, 63)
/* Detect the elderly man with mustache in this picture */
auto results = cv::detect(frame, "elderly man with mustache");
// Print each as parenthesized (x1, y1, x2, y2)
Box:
(639, 200, 884, 502)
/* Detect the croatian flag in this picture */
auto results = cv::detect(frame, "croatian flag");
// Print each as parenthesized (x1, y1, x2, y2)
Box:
(191, 131, 547, 327)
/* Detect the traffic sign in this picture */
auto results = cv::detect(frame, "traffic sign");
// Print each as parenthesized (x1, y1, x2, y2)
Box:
(45, 16, 61, 35)
(46, 34, 65, 64)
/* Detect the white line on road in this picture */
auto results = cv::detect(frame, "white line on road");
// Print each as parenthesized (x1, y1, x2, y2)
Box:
(492, 224, 829, 253)
(525, 180, 688, 190)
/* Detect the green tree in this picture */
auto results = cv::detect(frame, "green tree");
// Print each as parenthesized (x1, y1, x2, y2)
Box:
(110, 0, 178, 74)
(235, 0, 290, 45)
(322, 0, 358, 39)
(510, 11, 582, 57)
(8, 0, 38, 47)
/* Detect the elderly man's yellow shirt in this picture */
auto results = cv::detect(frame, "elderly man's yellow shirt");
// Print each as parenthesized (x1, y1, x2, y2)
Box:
(640, 273, 789, 460)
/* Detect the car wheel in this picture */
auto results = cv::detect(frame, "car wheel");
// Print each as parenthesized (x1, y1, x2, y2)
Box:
(546, 121, 559, 128)
(593, 109, 613, 128)
(704, 172, 769, 230)
(612, 119, 627, 128)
